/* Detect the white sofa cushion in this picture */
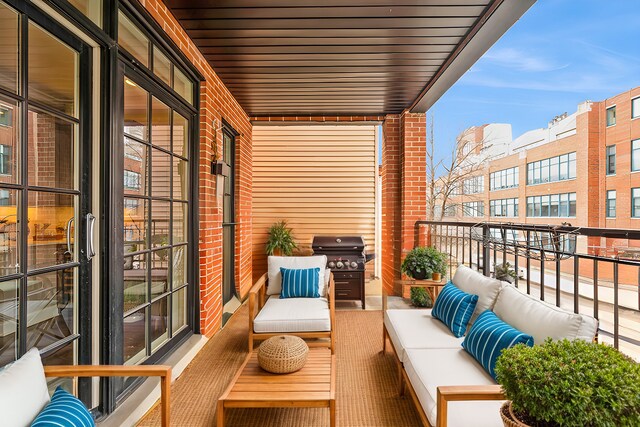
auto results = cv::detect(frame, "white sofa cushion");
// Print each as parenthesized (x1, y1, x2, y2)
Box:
(253, 296, 331, 333)
(0, 347, 50, 427)
(384, 309, 463, 362)
(404, 348, 503, 427)
(493, 285, 598, 344)
(267, 256, 328, 296)
(452, 264, 504, 324)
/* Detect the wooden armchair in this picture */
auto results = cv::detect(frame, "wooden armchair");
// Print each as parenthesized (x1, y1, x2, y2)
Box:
(436, 385, 505, 427)
(44, 364, 172, 427)
(248, 271, 336, 353)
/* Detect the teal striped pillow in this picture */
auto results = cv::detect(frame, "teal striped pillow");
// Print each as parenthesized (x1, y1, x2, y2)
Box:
(280, 267, 321, 299)
(31, 386, 95, 426)
(462, 310, 534, 380)
(431, 282, 478, 337)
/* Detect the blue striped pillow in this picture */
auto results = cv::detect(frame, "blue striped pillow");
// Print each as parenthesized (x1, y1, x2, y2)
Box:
(431, 282, 478, 337)
(31, 386, 95, 426)
(280, 267, 321, 299)
(462, 310, 534, 380)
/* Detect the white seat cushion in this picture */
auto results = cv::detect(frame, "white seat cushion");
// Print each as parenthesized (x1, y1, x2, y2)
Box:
(452, 264, 504, 324)
(384, 309, 463, 362)
(267, 256, 328, 296)
(253, 296, 331, 333)
(404, 348, 503, 427)
(0, 347, 50, 427)
(493, 285, 598, 344)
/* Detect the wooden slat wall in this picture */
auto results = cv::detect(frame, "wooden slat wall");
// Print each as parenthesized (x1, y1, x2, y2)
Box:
(252, 125, 377, 281)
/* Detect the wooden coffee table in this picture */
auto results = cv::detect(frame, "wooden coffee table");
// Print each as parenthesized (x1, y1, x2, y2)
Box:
(217, 348, 336, 427)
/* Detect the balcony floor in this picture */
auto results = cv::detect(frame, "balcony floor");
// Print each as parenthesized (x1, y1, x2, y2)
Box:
(138, 303, 420, 426)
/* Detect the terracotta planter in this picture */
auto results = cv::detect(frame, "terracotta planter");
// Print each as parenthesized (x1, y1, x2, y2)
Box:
(500, 402, 531, 427)
(431, 272, 442, 282)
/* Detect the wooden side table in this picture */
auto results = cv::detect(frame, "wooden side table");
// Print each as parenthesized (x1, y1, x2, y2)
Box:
(395, 279, 446, 301)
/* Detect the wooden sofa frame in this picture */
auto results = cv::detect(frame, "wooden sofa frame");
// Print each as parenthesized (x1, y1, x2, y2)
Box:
(249, 272, 336, 354)
(381, 286, 505, 427)
(43, 364, 172, 427)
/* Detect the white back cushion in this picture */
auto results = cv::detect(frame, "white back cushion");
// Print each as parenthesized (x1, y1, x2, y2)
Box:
(452, 264, 504, 324)
(0, 347, 50, 427)
(493, 285, 598, 344)
(267, 255, 328, 296)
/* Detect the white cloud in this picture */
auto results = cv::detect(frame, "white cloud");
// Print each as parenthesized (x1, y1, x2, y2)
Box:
(482, 48, 569, 72)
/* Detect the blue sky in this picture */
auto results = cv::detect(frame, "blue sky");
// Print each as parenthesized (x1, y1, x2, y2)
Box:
(428, 0, 640, 162)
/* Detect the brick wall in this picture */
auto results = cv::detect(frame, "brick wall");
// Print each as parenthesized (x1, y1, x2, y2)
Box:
(139, 0, 253, 337)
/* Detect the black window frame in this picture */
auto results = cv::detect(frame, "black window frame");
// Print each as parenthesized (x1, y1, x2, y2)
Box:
(606, 190, 616, 218)
(606, 145, 616, 175)
(606, 106, 616, 127)
(632, 139, 640, 172)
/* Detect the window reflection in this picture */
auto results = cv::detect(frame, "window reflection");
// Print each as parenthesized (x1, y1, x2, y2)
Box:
(0, 2, 18, 94)
(124, 81, 148, 141)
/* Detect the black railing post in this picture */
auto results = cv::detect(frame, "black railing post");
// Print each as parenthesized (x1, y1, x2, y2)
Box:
(482, 223, 490, 277)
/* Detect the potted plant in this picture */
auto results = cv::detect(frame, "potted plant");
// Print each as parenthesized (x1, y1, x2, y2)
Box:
(495, 339, 640, 427)
(401, 246, 447, 280)
(265, 220, 297, 256)
(410, 287, 433, 308)
(494, 261, 517, 284)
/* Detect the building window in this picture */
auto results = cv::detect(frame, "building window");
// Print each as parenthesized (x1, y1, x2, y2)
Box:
(443, 204, 456, 217)
(463, 175, 484, 194)
(0, 189, 9, 206)
(490, 167, 519, 191)
(606, 145, 616, 175)
(490, 198, 518, 217)
(633, 97, 640, 119)
(526, 193, 576, 217)
(124, 169, 141, 190)
(462, 201, 484, 217)
(526, 152, 576, 185)
(0, 145, 11, 175)
(606, 190, 616, 218)
(632, 139, 640, 172)
(606, 106, 616, 126)
(0, 105, 12, 127)
(633, 188, 640, 218)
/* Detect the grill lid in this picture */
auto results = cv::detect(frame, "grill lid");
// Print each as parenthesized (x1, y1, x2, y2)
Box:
(312, 236, 365, 252)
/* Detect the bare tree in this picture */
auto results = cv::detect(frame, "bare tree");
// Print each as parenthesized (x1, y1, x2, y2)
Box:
(426, 115, 488, 220)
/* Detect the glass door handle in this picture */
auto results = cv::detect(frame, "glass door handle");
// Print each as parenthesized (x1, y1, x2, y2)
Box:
(86, 213, 96, 261)
(64, 217, 74, 256)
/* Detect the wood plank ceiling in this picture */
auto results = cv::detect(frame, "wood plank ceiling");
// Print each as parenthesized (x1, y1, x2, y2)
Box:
(162, 0, 500, 116)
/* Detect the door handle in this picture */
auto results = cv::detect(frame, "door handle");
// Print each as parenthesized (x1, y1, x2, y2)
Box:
(64, 217, 74, 256)
(86, 213, 96, 261)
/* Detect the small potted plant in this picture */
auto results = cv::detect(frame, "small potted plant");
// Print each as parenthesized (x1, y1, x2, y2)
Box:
(410, 287, 433, 308)
(265, 220, 297, 256)
(495, 339, 640, 427)
(494, 261, 517, 284)
(401, 246, 447, 281)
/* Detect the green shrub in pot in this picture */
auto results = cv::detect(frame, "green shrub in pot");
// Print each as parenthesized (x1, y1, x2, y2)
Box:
(265, 220, 297, 256)
(410, 287, 433, 308)
(401, 246, 448, 280)
(495, 338, 640, 427)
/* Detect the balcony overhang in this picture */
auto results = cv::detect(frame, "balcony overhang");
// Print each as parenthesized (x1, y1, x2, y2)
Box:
(163, 0, 535, 116)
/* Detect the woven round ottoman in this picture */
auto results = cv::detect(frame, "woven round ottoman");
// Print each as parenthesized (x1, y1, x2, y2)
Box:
(258, 335, 309, 374)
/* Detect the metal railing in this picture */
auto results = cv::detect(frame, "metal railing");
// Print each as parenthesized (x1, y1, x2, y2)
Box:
(415, 220, 640, 360)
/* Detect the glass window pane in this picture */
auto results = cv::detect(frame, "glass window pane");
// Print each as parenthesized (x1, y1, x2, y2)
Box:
(124, 252, 147, 312)
(151, 148, 171, 198)
(173, 202, 188, 244)
(150, 297, 168, 351)
(172, 287, 186, 334)
(150, 250, 169, 299)
(173, 157, 188, 201)
(172, 244, 187, 289)
(26, 268, 76, 353)
(173, 67, 193, 105)
(124, 138, 148, 196)
(0, 189, 19, 276)
(172, 112, 188, 159)
(68, 0, 102, 27)
(27, 109, 76, 190)
(123, 307, 146, 364)
(124, 79, 148, 141)
(151, 97, 170, 151)
(0, 2, 18, 94)
(633, 97, 640, 119)
(0, 278, 18, 365)
(606, 106, 616, 126)
(151, 200, 170, 249)
(124, 197, 147, 250)
(0, 98, 20, 184)
(118, 11, 148, 67)
(27, 192, 76, 270)
(28, 22, 78, 117)
(633, 140, 640, 172)
(153, 46, 171, 86)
